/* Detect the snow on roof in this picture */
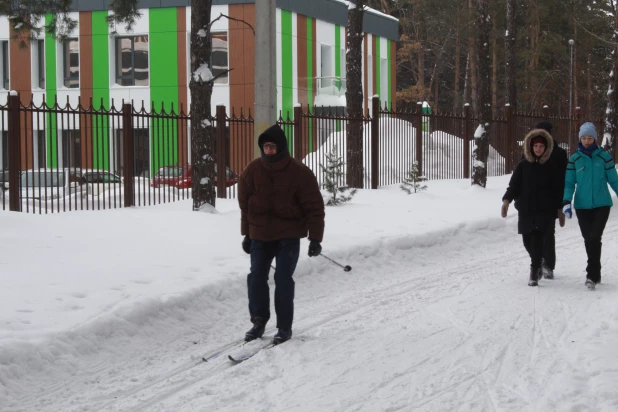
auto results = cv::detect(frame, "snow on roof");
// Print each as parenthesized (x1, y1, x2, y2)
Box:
(333, 0, 399, 22)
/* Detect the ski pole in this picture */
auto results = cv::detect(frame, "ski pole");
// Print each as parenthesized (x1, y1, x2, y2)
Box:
(320, 254, 352, 272)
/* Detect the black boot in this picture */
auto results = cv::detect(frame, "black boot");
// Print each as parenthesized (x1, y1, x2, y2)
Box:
(528, 266, 540, 287)
(272, 328, 292, 345)
(245, 317, 266, 342)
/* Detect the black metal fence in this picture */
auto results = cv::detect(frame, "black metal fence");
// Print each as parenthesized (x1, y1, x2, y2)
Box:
(1, 94, 608, 213)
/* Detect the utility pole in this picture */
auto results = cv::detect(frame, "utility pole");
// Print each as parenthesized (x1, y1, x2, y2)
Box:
(254, 0, 277, 158)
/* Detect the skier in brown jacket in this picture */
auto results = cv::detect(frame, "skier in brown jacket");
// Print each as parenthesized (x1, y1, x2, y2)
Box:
(238, 124, 325, 345)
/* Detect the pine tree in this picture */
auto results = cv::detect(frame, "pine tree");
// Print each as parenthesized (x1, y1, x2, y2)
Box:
(320, 144, 358, 206)
(400, 161, 427, 194)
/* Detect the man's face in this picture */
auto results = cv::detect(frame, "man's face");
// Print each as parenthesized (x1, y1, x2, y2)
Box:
(263, 142, 277, 156)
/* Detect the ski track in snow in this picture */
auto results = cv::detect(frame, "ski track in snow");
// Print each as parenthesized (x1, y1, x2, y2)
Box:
(3, 212, 618, 412)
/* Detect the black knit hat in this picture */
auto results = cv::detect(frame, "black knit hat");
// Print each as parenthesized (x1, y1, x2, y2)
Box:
(535, 120, 553, 134)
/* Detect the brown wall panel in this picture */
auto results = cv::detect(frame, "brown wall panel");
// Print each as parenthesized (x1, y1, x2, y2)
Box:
(297, 15, 308, 110)
(228, 4, 256, 175)
(364, 34, 368, 116)
(391, 40, 396, 111)
(79, 11, 94, 169)
(177, 7, 188, 166)
(9, 27, 33, 168)
(372, 35, 377, 104)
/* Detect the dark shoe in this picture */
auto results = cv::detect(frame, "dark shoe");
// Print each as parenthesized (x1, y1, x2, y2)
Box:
(585, 279, 596, 290)
(528, 266, 540, 287)
(272, 328, 292, 345)
(542, 263, 554, 280)
(245, 317, 266, 342)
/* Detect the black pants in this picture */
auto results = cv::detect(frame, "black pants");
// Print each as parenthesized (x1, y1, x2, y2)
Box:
(542, 219, 556, 270)
(522, 230, 545, 269)
(575, 206, 611, 283)
(247, 238, 300, 330)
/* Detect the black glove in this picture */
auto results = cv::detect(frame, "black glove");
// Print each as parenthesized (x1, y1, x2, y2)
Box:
(242, 236, 251, 254)
(308, 240, 322, 257)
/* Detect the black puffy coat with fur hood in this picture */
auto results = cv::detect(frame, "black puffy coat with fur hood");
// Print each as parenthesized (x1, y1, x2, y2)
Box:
(502, 129, 563, 234)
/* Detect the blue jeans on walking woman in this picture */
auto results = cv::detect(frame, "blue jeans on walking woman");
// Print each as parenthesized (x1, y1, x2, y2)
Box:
(248, 238, 300, 330)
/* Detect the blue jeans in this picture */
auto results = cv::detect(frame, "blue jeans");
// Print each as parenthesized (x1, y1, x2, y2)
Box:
(248, 238, 300, 330)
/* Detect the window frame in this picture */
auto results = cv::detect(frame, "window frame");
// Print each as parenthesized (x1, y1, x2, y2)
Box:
(63, 38, 80, 89)
(37, 39, 45, 89)
(210, 31, 229, 85)
(1, 40, 9, 90)
(115, 35, 150, 87)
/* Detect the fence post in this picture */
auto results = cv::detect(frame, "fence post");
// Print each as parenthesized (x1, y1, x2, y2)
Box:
(7, 92, 21, 212)
(504, 103, 512, 174)
(415, 101, 423, 176)
(122, 103, 135, 207)
(371, 95, 380, 189)
(463, 103, 471, 179)
(293, 104, 302, 161)
(216, 104, 227, 199)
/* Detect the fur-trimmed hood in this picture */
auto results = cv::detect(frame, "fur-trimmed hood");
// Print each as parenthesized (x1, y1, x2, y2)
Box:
(523, 129, 554, 164)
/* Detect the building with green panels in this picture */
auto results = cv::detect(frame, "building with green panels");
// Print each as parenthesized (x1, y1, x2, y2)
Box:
(0, 0, 398, 176)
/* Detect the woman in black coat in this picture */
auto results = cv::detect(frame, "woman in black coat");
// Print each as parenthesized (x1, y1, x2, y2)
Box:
(501, 129, 565, 286)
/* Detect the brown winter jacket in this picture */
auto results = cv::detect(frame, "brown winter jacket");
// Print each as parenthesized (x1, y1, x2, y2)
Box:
(238, 132, 325, 242)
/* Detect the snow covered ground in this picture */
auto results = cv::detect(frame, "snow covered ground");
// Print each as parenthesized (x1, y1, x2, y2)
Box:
(1, 175, 618, 412)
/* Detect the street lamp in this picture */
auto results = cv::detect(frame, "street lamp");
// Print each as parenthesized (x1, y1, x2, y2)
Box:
(569, 39, 575, 150)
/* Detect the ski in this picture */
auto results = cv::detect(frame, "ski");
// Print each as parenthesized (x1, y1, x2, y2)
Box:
(228, 342, 278, 363)
(202, 339, 249, 362)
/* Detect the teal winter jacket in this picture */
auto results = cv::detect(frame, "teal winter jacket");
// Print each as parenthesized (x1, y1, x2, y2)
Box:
(563, 147, 618, 209)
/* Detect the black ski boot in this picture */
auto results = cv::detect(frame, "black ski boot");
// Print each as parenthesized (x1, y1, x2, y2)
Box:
(245, 317, 266, 342)
(542, 262, 554, 279)
(528, 266, 540, 287)
(272, 328, 292, 345)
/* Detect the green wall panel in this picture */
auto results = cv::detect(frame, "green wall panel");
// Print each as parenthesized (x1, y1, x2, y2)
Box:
(45, 14, 58, 167)
(307, 17, 314, 152)
(149, 7, 179, 174)
(280, 10, 294, 144)
(92, 11, 110, 170)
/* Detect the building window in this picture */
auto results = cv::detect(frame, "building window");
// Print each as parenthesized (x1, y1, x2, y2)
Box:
(320, 44, 333, 87)
(115, 128, 150, 177)
(380, 58, 388, 104)
(61, 130, 81, 168)
(211, 32, 228, 84)
(1, 131, 7, 170)
(36, 39, 45, 89)
(63, 39, 79, 88)
(1, 41, 9, 90)
(35, 130, 46, 168)
(115, 36, 149, 86)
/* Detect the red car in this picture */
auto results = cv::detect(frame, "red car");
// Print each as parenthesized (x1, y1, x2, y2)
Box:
(151, 164, 239, 189)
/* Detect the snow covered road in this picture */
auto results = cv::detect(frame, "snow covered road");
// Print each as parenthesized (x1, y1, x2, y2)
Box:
(4, 207, 618, 412)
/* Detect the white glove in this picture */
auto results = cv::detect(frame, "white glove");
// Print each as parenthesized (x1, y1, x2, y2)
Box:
(562, 203, 572, 219)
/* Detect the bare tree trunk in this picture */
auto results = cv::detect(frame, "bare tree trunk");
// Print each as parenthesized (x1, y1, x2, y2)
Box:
(491, 16, 498, 118)
(418, 40, 425, 99)
(454, 9, 461, 111)
(346, 0, 365, 188)
(463, 53, 470, 104)
(604, 1, 618, 156)
(587, 54, 592, 116)
(505, 0, 517, 110)
(472, 0, 491, 188)
(468, 0, 478, 113)
(190, 0, 216, 209)
(573, 18, 578, 112)
(528, 2, 540, 109)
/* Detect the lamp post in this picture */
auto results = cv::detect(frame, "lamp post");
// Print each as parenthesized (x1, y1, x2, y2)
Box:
(569, 39, 575, 150)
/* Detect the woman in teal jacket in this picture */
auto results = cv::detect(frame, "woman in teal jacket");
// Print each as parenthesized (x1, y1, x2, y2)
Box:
(562, 122, 618, 289)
